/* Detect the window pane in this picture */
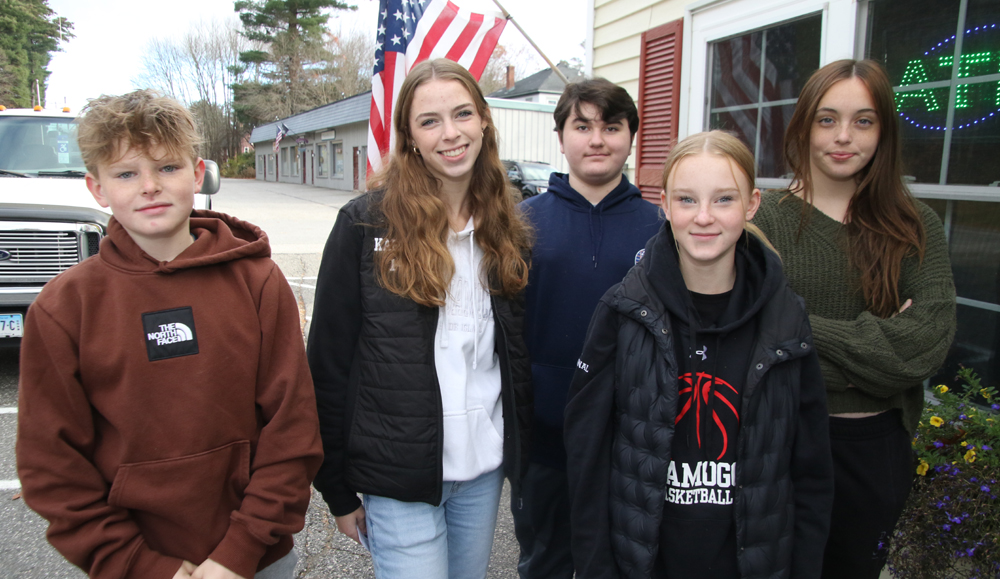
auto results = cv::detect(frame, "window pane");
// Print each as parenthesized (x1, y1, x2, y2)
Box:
(964, 0, 1000, 78)
(761, 16, 822, 103)
(709, 108, 758, 155)
(947, 99, 1000, 185)
(711, 31, 763, 109)
(867, 0, 959, 85)
(897, 88, 948, 183)
(758, 103, 795, 177)
(949, 200, 1000, 304)
(931, 306, 999, 394)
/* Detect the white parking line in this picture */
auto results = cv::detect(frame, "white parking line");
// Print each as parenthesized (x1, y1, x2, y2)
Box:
(287, 282, 317, 290)
(288, 276, 318, 280)
(0, 480, 20, 490)
(0, 407, 16, 414)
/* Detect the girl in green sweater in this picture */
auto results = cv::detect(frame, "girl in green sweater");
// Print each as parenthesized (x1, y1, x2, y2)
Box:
(752, 59, 956, 578)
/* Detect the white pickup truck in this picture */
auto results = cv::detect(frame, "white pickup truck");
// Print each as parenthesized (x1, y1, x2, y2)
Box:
(0, 106, 218, 342)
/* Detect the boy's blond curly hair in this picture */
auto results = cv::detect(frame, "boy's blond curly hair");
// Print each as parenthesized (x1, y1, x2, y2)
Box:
(77, 89, 201, 175)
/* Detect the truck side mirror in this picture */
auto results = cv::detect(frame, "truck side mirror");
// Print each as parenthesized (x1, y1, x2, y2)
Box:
(201, 160, 220, 196)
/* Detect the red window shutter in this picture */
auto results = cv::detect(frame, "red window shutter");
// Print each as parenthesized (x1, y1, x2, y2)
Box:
(636, 18, 683, 203)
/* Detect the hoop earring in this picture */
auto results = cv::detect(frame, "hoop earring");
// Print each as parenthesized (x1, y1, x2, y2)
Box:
(412, 146, 421, 156)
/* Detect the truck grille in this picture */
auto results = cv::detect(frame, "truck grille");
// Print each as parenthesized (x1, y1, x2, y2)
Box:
(0, 231, 80, 282)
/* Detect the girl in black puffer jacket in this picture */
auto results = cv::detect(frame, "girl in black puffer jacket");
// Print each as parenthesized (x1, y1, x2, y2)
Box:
(565, 131, 834, 579)
(307, 59, 533, 579)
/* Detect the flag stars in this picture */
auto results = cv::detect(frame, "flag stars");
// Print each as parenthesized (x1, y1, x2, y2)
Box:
(378, 25, 386, 36)
(391, 35, 402, 45)
(394, 9, 404, 20)
(403, 28, 411, 39)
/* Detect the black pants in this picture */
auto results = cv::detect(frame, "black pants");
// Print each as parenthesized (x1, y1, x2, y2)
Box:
(510, 462, 575, 579)
(822, 410, 914, 579)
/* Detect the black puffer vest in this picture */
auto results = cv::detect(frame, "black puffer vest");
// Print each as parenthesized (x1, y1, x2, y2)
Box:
(309, 192, 532, 515)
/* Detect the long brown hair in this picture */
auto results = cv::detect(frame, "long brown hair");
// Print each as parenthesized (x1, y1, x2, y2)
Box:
(661, 130, 777, 256)
(370, 59, 531, 307)
(783, 59, 925, 317)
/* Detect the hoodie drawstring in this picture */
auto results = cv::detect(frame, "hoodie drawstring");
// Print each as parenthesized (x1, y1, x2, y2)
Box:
(589, 204, 606, 269)
(470, 229, 479, 370)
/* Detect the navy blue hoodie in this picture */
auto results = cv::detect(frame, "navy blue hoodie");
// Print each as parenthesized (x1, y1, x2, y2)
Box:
(520, 172, 662, 469)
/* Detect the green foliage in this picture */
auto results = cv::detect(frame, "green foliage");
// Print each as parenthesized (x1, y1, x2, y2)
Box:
(887, 368, 1000, 578)
(221, 151, 256, 178)
(0, 0, 73, 107)
(233, 0, 355, 123)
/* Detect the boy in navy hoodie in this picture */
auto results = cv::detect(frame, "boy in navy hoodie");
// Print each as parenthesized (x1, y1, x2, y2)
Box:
(512, 78, 662, 578)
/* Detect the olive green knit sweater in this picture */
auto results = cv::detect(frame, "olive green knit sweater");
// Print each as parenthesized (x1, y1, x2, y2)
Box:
(753, 190, 956, 434)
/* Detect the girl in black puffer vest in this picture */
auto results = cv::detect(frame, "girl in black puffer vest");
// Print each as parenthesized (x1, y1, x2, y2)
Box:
(565, 131, 834, 579)
(308, 59, 533, 579)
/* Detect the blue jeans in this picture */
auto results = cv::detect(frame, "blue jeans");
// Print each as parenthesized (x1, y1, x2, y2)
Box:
(363, 467, 504, 579)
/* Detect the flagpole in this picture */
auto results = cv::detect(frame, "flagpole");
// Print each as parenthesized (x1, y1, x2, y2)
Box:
(490, 0, 571, 85)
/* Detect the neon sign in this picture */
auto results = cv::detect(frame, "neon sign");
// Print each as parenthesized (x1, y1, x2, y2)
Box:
(895, 24, 999, 130)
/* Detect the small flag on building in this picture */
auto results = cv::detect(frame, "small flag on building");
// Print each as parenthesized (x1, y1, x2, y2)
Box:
(367, 0, 507, 173)
(273, 123, 290, 152)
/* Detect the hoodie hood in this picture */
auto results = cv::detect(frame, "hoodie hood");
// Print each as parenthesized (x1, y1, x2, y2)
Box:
(545, 172, 647, 269)
(546, 172, 641, 213)
(99, 210, 271, 274)
(639, 220, 782, 332)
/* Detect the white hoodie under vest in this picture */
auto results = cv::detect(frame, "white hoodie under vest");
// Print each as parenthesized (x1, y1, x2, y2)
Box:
(434, 217, 504, 482)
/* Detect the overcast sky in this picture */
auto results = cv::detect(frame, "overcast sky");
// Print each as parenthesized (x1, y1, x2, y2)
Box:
(44, 0, 587, 112)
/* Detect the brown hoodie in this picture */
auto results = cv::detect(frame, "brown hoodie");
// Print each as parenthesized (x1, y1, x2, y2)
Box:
(16, 210, 323, 579)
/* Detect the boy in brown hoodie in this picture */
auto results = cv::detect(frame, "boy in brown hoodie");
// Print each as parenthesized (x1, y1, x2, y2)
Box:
(15, 90, 323, 579)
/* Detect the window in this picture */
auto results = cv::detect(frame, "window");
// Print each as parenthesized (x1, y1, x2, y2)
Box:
(706, 14, 822, 177)
(291, 145, 299, 176)
(317, 144, 327, 177)
(280, 148, 288, 175)
(867, 0, 999, 186)
(332, 142, 344, 178)
(268, 154, 275, 176)
(868, 0, 1000, 387)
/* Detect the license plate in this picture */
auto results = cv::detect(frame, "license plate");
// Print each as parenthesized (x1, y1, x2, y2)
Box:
(0, 314, 23, 338)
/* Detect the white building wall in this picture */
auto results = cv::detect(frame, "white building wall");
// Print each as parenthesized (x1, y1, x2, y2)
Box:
(487, 99, 568, 173)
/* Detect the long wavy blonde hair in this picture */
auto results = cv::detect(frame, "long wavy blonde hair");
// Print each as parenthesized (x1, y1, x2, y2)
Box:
(369, 59, 531, 307)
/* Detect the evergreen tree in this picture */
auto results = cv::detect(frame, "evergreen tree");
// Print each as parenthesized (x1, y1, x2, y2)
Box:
(233, 0, 354, 121)
(0, 0, 73, 108)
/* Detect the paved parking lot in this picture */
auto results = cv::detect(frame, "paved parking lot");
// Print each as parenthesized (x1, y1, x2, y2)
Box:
(0, 179, 521, 578)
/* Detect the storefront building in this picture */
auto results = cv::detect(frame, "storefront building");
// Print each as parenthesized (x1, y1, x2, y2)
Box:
(251, 92, 568, 193)
(587, 0, 999, 385)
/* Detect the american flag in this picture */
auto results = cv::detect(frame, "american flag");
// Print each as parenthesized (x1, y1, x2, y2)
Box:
(273, 123, 290, 152)
(367, 0, 507, 173)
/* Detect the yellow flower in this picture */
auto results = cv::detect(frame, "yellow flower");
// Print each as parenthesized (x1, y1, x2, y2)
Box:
(981, 388, 992, 400)
(916, 460, 929, 476)
(965, 449, 977, 463)
(962, 441, 969, 447)
(937, 385, 949, 394)
(930, 416, 944, 427)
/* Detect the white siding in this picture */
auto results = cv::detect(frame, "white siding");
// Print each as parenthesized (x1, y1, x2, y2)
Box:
(488, 100, 568, 173)
(592, 0, 686, 95)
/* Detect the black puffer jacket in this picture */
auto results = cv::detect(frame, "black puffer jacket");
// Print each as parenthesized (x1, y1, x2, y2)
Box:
(307, 192, 532, 517)
(565, 223, 833, 578)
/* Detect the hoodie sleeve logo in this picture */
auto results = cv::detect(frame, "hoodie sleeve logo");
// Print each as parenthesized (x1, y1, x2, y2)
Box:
(142, 307, 199, 361)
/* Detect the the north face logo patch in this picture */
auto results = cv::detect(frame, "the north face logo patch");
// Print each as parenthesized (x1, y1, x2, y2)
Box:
(142, 307, 199, 361)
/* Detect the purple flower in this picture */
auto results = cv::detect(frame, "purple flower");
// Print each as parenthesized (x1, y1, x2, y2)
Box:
(967, 548, 976, 557)
(960, 414, 968, 420)
(944, 524, 952, 531)
(982, 485, 991, 493)
(972, 477, 979, 482)
(983, 445, 992, 451)
(936, 501, 946, 508)
(992, 403, 999, 411)
(934, 440, 945, 448)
